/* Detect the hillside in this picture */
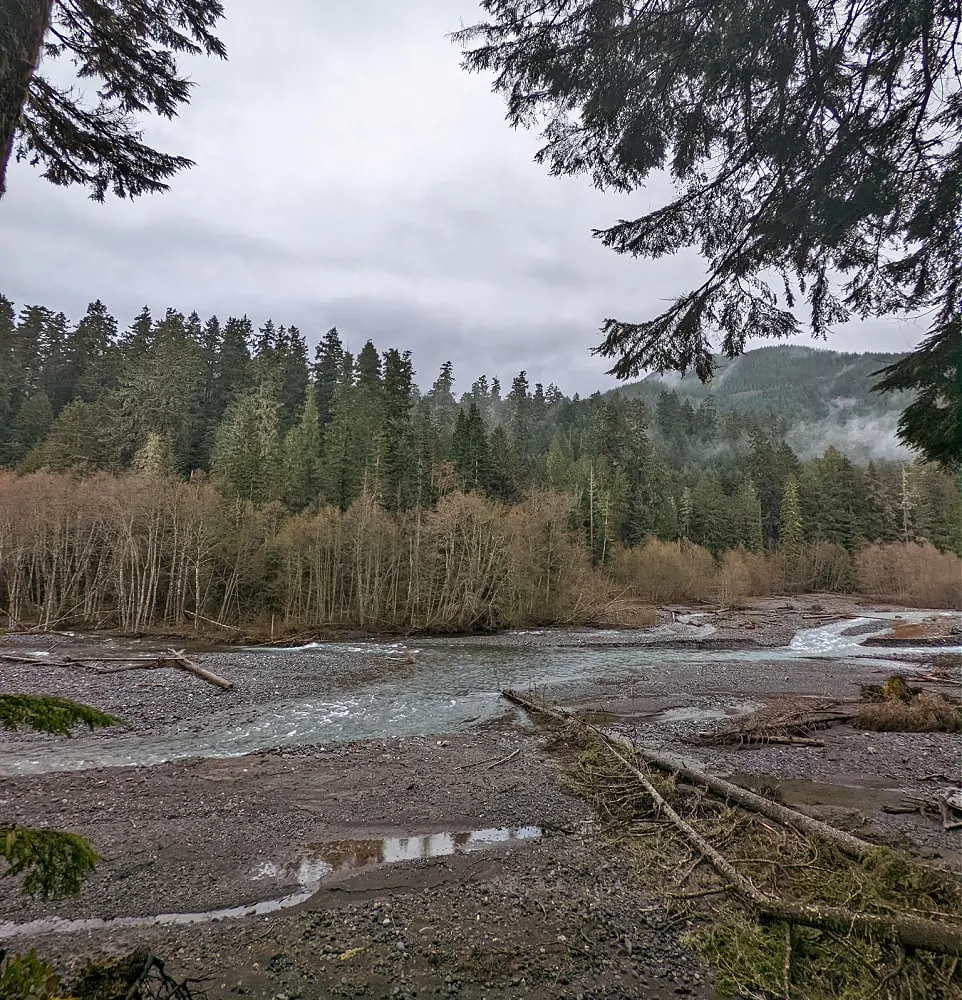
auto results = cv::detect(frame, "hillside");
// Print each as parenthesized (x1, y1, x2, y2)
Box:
(611, 345, 913, 462)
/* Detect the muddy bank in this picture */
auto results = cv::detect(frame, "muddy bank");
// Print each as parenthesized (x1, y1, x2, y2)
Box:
(0, 729, 715, 1000)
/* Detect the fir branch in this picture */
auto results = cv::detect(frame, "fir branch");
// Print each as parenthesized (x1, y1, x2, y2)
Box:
(0, 693, 118, 735)
(0, 826, 99, 899)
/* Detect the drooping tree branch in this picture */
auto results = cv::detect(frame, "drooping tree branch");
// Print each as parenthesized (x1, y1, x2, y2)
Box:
(457, 0, 962, 466)
(1, 0, 226, 200)
(0, 0, 53, 197)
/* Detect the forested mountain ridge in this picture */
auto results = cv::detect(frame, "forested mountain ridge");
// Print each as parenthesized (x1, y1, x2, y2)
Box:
(612, 345, 912, 462)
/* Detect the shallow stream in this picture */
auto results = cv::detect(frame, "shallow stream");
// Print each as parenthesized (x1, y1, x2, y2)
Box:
(0, 613, 957, 777)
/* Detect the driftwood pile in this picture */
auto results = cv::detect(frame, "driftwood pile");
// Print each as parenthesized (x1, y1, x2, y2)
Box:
(502, 689, 962, 959)
(0, 648, 232, 690)
(689, 699, 855, 748)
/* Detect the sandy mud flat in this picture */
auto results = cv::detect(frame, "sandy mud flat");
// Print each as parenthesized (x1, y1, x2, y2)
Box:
(1, 595, 959, 999)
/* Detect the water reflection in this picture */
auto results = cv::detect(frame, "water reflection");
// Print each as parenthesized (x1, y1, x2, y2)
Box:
(0, 825, 542, 939)
(310, 825, 543, 869)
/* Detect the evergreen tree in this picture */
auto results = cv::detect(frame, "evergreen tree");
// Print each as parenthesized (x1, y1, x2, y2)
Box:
(452, 402, 490, 490)
(778, 474, 805, 589)
(428, 361, 459, 438)
(506, 371, 532, 480)
(746, 431, 800, 547)
(734, 477, 764, 552)
(356, 340, 382, 393)
(23, 398, 122, 474)
(320, 354, 375, 511)
(132, 432, 176, 477)
(211, 381, 283, 504)
(118, 306, 154, 361)
(277, 324, 310, 429)
(689, 473, 733, 553)
(8, 391, 54, 466)
(799, 447, 867, 548)
(466, 374, 492, 422)
(63, 300, 119, 403)
(677, 486, 692, 540)
(37, 310, 72, 412)
(116, 308, 207, 472)
(864, 462, 901, 544)
(312, 327, 345, 424)
(214, 316, 253, 412)
(378, 348, 417, 511)
(282, 386, 324, 511)
(486, 424, 519, 504)
(545, 435, 577, 492)
(0, 297, 18, 461)
(779, 475, 804, 550)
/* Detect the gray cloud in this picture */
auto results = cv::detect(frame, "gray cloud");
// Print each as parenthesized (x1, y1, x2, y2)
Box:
(1, 0, 925, 397)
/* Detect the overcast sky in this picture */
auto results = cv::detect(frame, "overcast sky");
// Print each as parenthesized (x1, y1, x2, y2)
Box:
(2, 0, 925, 396)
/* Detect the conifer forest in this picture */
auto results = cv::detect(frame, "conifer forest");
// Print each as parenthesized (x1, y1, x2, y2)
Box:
(1, 295, 959, 634)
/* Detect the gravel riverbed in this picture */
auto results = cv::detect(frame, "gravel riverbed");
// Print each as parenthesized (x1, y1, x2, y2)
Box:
(1, 595, 959, 999)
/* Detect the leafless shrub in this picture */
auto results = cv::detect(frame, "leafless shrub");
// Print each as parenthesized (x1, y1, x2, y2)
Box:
(607, 539, 717, 603)
(855, 542, 962, 609)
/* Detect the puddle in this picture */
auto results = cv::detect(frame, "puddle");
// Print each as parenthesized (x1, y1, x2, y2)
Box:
(0, 826, 542, 939)
(306, 825, 542, 869)
(655, 700, 763, 725)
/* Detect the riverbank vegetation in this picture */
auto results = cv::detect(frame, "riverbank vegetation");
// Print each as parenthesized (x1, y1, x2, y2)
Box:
(0, 472, 958, 634)
(512, 694, 962, 1000)
(0, 296, 959, 631)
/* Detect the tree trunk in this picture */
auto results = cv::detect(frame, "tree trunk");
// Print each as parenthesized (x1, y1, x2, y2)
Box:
(0, 0, 52, 197)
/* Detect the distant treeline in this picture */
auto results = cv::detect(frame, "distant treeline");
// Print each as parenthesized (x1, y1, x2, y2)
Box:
(1, 296, 959, 580)
(0, 474, 958, 636)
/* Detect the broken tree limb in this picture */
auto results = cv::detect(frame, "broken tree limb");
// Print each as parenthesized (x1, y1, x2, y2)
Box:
(185, 610, 242, 632)
(456, 747, 521, 771)
(501, 689, 962, 956)
(1, 649, 233, 690)
(502, 690, 877, 861)
(487, 747, 521, 770)
(165, 650, 233, 691)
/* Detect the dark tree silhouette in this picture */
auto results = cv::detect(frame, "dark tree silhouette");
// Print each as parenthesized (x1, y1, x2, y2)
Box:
(456, 0, 962, 466)
(0, 0, 226, 200)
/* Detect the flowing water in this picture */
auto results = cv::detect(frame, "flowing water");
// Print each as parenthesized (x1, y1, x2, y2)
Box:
(0, 613, 957, 777)
(2, 610, 957, 937)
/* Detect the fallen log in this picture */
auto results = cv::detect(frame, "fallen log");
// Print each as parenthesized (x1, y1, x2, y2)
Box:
(185, 610, 242, 632)
(503, 690, 876, 861)
(501, 689, 962, 956)
(1, 649, 233, 690)
(166, 649, 233, 691)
